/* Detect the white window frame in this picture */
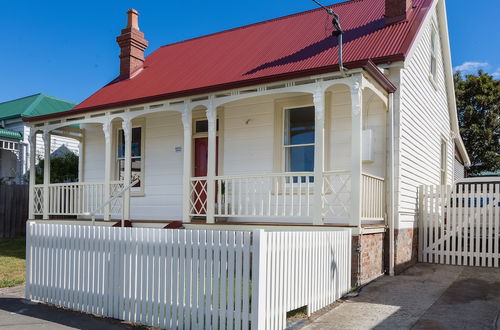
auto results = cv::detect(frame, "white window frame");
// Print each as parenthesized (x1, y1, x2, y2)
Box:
(282, 105, 315, 173)
(429, 23, 438, 86)
(115, 120, 145, 196)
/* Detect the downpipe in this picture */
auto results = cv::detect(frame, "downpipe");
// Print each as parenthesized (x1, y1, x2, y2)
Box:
(388, 92, 395, 276)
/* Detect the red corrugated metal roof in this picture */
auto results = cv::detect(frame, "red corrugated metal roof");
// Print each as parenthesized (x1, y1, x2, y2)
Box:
(47, 0, 435, 117)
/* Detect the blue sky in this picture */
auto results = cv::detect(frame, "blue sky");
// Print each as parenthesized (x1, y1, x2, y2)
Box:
(2, 0, 498, 104)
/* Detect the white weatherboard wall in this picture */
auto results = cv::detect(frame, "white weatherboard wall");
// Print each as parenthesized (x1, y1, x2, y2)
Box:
(453, 158, 465, 182)
(82, 112, 184, 220)
(397, 8, 454, 229)
(25, 223, 351, 330)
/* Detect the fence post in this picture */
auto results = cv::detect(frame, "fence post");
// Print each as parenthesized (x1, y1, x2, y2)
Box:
(25, 221, 32, 300)
(251, 229, 267, 330)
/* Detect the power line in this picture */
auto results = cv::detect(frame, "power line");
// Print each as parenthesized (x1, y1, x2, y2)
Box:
(310, 0, 345, 72)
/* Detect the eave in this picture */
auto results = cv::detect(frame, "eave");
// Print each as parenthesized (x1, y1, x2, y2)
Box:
(24, 58, 398, 123)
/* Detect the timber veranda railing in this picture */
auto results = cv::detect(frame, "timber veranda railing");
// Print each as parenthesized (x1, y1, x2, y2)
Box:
(32, 181, 124, 218)
(25, 223, 352, 330)
(190, 171, 385, 222)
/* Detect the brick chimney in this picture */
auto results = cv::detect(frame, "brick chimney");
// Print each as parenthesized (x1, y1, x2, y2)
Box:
(385, 0, 412, 25)
(116, 9, 148, 80)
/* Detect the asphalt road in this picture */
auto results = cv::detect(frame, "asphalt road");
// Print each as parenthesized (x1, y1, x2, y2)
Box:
(0, 286, 134, 330)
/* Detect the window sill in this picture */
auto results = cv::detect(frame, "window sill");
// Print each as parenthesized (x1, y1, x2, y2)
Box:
(131, 192, 145, 198)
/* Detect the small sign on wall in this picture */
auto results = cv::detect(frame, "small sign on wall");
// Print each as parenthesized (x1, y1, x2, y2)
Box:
(175, 146, 182, 153)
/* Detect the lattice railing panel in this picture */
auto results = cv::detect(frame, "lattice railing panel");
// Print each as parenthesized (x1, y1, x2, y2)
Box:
(33, 186, 44, 215)
(190, 177, 208, 216)
(110, 182, 125, 216)
(322, 171, 351, 220)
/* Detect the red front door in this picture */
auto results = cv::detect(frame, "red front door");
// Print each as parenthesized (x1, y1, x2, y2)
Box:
(193, 137, 218, 215)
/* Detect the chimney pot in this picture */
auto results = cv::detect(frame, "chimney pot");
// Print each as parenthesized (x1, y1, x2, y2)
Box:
(385, 0, 412, 25)
(116, 8, 148, 80)
(127, 9, 139, 29)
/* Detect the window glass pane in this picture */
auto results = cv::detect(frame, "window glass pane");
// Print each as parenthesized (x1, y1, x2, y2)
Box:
(285, 145, 314, 172)
(117, 130, 125, 158)
(117, 159, 125, 181)
(117, 159, 142, 187)
(196, 120, 208, 133)
(132, 158, 142, 187)
(195, 119, 219, 133)
(132, 127, 141, 157)
(284, 106, 315, 145)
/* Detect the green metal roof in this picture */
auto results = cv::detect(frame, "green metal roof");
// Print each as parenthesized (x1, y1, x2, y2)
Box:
(0, 128, 23, 140)
(0, 94, 76, 120)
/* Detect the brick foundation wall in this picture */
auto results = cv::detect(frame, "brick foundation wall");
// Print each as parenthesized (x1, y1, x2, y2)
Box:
(394, 228, 418, 274)
(351, 232, 385, 287)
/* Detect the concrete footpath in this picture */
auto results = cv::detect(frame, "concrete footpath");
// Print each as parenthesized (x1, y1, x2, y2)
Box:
(303, 263, 500, 330)
(0, 286, 133, 330)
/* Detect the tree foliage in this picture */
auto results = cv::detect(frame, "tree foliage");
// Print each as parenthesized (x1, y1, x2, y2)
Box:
(35, 152, 79, 184)
(454, 70, 500, 175)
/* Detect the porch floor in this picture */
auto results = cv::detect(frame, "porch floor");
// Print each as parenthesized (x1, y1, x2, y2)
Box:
(29, 218, 386, 230)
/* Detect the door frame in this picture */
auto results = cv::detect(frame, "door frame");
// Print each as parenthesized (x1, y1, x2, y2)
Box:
(191, 108, 224, 176)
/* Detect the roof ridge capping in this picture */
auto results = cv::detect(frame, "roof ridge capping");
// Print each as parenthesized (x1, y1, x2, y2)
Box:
(0, 93, 41, 106)
(37, 94, 77, 106)
(159, 0, 362, 49)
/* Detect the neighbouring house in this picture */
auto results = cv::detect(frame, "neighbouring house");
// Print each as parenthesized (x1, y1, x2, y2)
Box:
(24, 0, 470, 285)
(0, 94, 80, 184)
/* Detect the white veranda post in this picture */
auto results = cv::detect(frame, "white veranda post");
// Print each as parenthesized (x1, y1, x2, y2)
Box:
(350, 76, 363, 227)
(182, 109, 193, 223)
(206, 102, 217, 224)
(313, 85, 326, 225)
(102, 121, 112, 221)
(78, 133, 85, 183)
(28, 131, 37, 219)
(42, 131, 51, 219)
(122, 119, 132, 220)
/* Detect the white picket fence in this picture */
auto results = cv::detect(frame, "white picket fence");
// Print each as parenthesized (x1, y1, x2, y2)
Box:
(25, 223, 351, 330)
(419, 184, 500, 267)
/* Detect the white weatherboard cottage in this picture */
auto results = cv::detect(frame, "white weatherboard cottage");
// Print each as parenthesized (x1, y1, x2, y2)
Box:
(26, 0, 469, 279)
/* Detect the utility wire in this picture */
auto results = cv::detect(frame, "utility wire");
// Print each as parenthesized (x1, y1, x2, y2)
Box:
(311, 0, 335, 15)
(311, 0, 343, 35)
(310, 0, 345, 73)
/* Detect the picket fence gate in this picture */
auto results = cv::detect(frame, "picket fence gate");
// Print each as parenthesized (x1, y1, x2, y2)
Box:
(419, 183, 500, 267)
(25, 223, 351, 330)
